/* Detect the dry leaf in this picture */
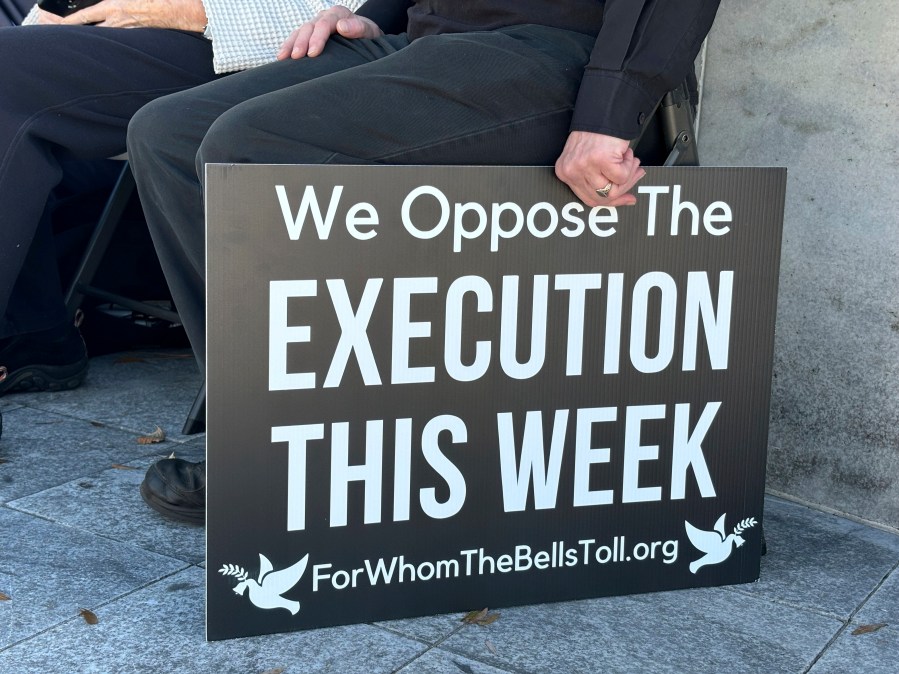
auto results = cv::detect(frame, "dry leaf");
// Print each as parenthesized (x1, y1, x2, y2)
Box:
(111, 464, 140, 471)
(137, 426, 166, 445)
(78, 608, 99, 625)
(462, 608, 489, 624)
(0, 592, 10, 601)
(477, 612, 501, 626)
(90, 421, 105, 428)
(261, 669, 286, 674)
(852, 623, 887, 636)
(0, 458, 9, 465)
(485, 639, 497, 655)
(462, 608, 500, 626)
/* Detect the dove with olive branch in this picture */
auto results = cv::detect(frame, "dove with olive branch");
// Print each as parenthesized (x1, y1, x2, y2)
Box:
(219, 553, 309, 615)
(685, 514, 757, 574)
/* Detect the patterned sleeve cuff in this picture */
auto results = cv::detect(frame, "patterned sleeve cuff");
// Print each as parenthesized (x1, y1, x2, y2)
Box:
(21, 4, 40, 25)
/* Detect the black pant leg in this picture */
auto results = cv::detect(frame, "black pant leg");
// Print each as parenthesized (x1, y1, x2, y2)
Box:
(0, 25, 218, 338)
(128, 35, 404, 367)
(0, 0, 31, 26)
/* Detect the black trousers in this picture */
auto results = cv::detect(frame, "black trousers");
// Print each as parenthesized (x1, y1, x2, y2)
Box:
(127, 25, 598, 368)
(0, 25, 218, 338)
(0, 0, 31, 26)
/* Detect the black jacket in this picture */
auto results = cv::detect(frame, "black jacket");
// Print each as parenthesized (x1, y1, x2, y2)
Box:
(356, 0, 720, 140)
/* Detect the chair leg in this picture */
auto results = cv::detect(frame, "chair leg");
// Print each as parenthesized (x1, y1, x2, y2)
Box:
(182, 381, 206, 435)
(64, 161, 136, 320)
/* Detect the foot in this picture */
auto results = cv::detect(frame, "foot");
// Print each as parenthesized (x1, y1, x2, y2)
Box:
(0, 324, 88, 395)
(140, 458, 205, 525)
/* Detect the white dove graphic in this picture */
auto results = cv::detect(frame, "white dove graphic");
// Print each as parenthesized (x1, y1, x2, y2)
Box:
(230, 553, 309, 615)
(684, 513, 746, 574)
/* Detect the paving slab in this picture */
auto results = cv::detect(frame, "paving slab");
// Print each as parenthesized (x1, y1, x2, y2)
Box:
(398, 648, 514, 674)
(7, 350, 203, 443)
(854, 564, 899, 625)
(809, 624, 899, 674)
(8, 452, 206, 565)
(735, 498, 899, 619)
(0, 407, 172, 504)
(377, 612, 463, 646)
(436, 586, 841, 674)
(0, 507, 186, 650)
(0, 567, 429, 674)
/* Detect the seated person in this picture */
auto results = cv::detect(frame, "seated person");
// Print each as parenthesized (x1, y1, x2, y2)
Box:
(0, 0, 363, 399)
(128, 0, 721, 523)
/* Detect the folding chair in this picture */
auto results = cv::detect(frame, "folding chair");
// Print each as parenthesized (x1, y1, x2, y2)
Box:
(63, 159, 206, 434)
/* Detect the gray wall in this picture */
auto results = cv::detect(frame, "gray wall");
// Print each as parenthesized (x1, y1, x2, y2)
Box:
(699, 0, 899, 528)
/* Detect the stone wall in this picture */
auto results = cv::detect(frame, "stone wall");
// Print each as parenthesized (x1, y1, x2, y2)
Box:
(699, 0, 899, 528)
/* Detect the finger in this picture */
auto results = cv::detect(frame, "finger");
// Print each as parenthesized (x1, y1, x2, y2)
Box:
(336, 16, 384, 39)
(602, 168, 646, 207)
(600, 155, 636, 186)
(289, 22, 318, 59)
(306, 16, 340, 57)
(61, 4, 106, 25)
(335, 17, 366, 38)
(277, 28, 302, 60)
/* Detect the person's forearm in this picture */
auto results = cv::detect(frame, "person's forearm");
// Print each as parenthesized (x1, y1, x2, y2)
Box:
(572, 0, 720, 140)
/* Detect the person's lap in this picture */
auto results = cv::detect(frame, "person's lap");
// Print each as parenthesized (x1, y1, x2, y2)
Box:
(128, 25, 596, 366)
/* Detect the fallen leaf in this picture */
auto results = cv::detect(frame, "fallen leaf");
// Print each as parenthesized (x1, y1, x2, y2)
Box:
(852, 623, 887, 636)
(462, 608, 489, 624)
(137, 426, 166, 445)
(485, 639, 497, 655)
(477, 612, 500, 626)
(0, 458, 9, 465)
(261, 669, 286, 674)
(78, 608, 99, 625)
(0, 592, 10, 601)
(111, 464, 140, 471)
(462, 608, 500, 626)
(90, 421, 105, 428)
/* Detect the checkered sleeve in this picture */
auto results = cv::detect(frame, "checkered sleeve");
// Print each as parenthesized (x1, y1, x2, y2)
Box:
(20, 4, 38, 24)
(202, 0, 366, 73)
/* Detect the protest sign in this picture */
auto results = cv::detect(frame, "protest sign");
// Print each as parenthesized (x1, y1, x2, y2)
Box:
(205, 165, 786, 640)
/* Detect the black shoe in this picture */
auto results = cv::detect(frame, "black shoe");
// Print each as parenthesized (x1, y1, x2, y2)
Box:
(140, 458, 205, 525)
(0, 325, 88, 395)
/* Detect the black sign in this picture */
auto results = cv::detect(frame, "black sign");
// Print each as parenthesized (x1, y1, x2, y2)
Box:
(205, 165, 786, 641)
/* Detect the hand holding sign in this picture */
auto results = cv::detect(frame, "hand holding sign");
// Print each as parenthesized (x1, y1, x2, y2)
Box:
(555, 132, 646, 208)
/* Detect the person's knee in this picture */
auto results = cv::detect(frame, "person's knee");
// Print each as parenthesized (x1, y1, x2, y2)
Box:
(126, 97, 177, 164)
(195, 109, 256, 176)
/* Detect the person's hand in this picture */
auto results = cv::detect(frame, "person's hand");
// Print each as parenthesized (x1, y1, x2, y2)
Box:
(60, 0, 207, 31)
(278, 5, 383, 60)
(555, 131, 646, 207)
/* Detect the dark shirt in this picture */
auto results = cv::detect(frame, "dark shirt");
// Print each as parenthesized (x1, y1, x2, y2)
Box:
(356, 0, 720, 141)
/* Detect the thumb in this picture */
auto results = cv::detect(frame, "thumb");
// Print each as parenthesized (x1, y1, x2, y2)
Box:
(602, 152, 639, 185)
